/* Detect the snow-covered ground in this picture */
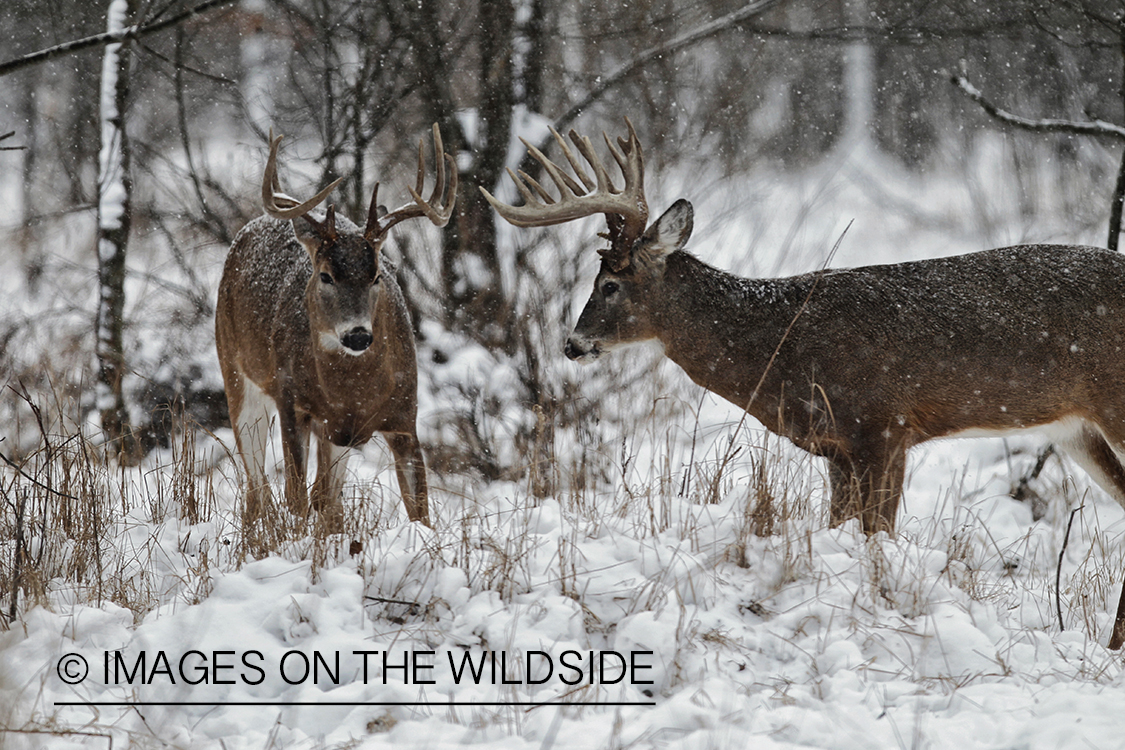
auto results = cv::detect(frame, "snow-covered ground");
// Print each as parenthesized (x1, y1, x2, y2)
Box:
(3, 139, 1125, 748)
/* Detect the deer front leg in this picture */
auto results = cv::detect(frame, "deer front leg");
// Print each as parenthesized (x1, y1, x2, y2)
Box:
(384, 431, 430, 526)
(827, 441, 907, 535)
(827, 458, 863, 529)
(278, 401, 312, 518)
(229, 374, 275, 526)
(311, 429, 348, 533)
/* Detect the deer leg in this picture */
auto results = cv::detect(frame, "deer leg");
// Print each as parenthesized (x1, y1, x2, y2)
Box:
(827, 458, 863, 529)
(1059, 424, 1125, 509)
(827, 441, 906, 535)
(384, 431, 430, 526)
(1059, 423, 1125, 648)
(278, 401, 311, 518)
(230, 375, 274, 525)
(857, 444, 906, 536)
(311, 426, 348, 533)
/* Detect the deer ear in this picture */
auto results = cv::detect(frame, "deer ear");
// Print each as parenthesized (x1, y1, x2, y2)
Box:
(292, 215, 323, 259)
(293, 204, 338, 258)
(633, 199, 693, 268)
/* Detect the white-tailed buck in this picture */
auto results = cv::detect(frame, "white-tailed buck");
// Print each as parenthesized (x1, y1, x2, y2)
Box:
(217, 124, 455, 529)
(482, 118, 1125, 648)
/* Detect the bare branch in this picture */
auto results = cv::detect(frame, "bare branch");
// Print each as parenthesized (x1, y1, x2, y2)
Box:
(0, 131, 24, 151)
(548, 0, 788, 138)
(951, 72, 1125, 140)
(0, 0, 236, 78)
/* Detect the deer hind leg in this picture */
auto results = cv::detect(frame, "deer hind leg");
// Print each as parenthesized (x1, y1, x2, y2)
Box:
(311, 426, 348, 533)
(384, 431, 430, 527)
(827, 441, 907, 535)
(1056, 421, 1125, 650)
(278, 401, 312, 518)
(1056, 423, 1125, 508)
(230, 375, 275, 525)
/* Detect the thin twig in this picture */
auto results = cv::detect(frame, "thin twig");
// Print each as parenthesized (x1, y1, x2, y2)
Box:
(1011, 443, 1055, 505)
(8, 488, 27, 623)
(0, 440, 80, 502)
(0, 0, 236, 77)
(1056, 503, 1085, 633)
(0, 130, 25, 151)
(540, 0, 787, 152)
(950, 71, 1125, 140)
(364, 595, 422, 608)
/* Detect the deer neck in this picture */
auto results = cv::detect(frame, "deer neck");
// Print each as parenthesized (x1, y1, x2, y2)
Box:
(654, 251, 808, 422)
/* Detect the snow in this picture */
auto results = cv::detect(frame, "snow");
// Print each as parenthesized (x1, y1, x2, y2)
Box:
(3, 418, 1123, 748)
(3, 117, 1125, 748)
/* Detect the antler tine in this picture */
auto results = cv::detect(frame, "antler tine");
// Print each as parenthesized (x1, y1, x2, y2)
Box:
(603, 132, 628, 190)
(428, 123, 446, 205)
(480, 118, 647, 244)
(615, 116, 644, 193)
(371, 125, 458, 238)
(522, 138, 587, 199)
(441, 152, 458, 218)
(521, 168, 564, 204)
(261, 129, 283, 211)
(405, 151, 458, 226)
(551, 127, 595, 192)
(570, 131, 618, 195)
(505, 167, 553, 206)
(260, 129, 343, 220)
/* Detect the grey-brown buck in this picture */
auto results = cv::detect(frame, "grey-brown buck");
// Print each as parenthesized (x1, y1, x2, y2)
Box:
(217, 125, 455, 529)
(482, 119, 1125, 648)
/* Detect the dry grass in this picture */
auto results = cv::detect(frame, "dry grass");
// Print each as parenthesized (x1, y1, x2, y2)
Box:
(3, 365, 1125, 750)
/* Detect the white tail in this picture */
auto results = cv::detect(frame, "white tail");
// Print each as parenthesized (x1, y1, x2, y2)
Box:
(217, 124, 456, 530)
(485, 119, 1125, 648)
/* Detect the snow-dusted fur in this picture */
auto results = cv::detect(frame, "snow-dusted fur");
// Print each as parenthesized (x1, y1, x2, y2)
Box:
(216, 211, 428, 529)
(569, 200, 1125, 544)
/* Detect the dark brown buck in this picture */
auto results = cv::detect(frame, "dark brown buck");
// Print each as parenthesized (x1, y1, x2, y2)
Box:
(482, 119, 1125, 648)
(217, 124, 456, 529)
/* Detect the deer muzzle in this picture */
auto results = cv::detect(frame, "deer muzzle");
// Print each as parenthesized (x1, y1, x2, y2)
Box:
(340, 326, 374, 353)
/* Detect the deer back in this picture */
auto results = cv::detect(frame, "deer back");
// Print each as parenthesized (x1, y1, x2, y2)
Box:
(627, 240, 1125, 454)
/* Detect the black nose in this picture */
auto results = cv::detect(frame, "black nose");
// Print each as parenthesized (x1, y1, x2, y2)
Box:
(341, 327, 373, 352)
(563, 340, 583, 360)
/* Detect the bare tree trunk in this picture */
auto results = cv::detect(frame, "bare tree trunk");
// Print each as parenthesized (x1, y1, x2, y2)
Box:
(840, 0, 872, 151)
(18, 71, 37, 259)
(95, 0, 134, 459)
(407, 0, 515, 349)
(1108, 15, 1125, 253)
(447, 0, 514, 347)
(239, 0, 274, 135)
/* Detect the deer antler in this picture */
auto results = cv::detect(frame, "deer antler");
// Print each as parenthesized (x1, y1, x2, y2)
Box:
(480, 117, 648, 271)
(366, 123, 459, 241)
(261, 129, 344, 221)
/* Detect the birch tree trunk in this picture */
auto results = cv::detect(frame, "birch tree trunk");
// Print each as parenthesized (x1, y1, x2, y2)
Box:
(95, 0, 134, 458)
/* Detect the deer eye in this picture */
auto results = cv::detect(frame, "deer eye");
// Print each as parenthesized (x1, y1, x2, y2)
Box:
(602, 281, 619, 296)
(319, 272, 334, 285)
(372, 274, 382, 287)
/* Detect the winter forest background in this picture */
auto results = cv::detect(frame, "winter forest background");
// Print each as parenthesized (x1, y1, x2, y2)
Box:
(3, 0, 1125, 748)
